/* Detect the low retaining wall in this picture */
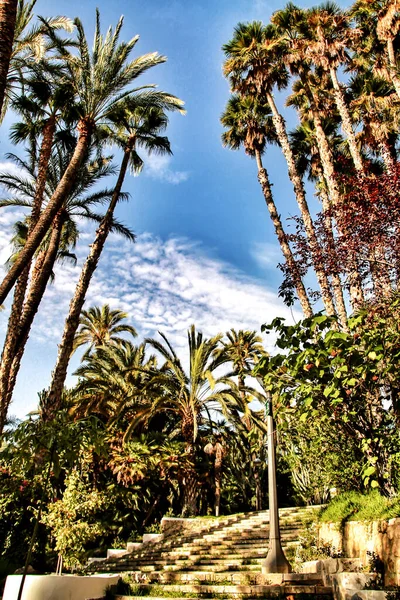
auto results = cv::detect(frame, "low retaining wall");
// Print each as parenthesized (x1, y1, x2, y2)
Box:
(318, 518, 400, 586)
(2, 573, 120, 600)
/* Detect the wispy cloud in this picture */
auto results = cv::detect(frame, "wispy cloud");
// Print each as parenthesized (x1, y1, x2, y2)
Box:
(145, 154, 189, 185)
(250, 241, 283, 269)
(0, 227, 301, 417)
(0, 229, 299, 354)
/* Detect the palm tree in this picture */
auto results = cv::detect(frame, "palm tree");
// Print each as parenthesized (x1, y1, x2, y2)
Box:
(214, 329, 266, 510)
(287, 75, 362, 318)
(204, 434, 225, 516)
(0, 152, 134, 433)
(221, 94, 313, 318)
(0, 0, 18, 115)
(1, 75, 78, 419)
(0, 9, 173, 305)
(300, 2, 365, 174)
(349, 71, 398, 172)
(71, 341, 156, 422)
(223, 21, 337, 318)
(46, 101, 184, 420)
(126, 326, 242, 516)
(73, 305, 137, 360)
(1, 0, 74, 119)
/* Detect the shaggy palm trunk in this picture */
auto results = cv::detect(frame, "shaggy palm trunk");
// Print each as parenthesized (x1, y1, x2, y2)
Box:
(0, 213, 65, 421)
(0, 118, 93, 305)
(181, 409, 198, 517)
(0, 116, 58, 434)
(0, 0, 18, 116)
(380, 139, 396, 173)
(317, 182, 349, 330)
(45, 140, 133, 421)
(329, 67, 365, 174)
(214, 442, 224, 517)
(255, 150, 313, 318)
(387, 38, 400, 100)
(312, 112, 363, 318)
(265, 91, 336, 317)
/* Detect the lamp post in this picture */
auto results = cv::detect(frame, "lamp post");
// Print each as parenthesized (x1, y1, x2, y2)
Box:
(262, 391, 291, 574)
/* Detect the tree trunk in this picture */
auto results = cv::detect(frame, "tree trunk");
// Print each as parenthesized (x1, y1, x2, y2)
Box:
(0, 118, 59, 434)
(255, 150, 313, 318)
(380, 139, 396, 174)
(0, 0, 18, 116)
(0, 214, 64, 432)
(214, 442, 223, 517)
(387, 38, 400, 100)
(329, 67, 365, 174)
(44, 141, 132, 421)
(265, 91, 336, 317)
(0, 118, 93, 305)
(317, 182, 349, 330)
(312, 111, 362, 319)
(181, 470, 198, 517)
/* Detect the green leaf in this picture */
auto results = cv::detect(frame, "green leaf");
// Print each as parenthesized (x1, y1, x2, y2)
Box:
(370, 480, 379, 488)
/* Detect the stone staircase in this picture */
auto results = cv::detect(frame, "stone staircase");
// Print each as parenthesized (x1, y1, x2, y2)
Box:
(89, 506, 333, 598)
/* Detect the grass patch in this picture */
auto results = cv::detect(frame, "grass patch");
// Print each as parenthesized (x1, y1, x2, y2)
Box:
(319, 491, 400, 524)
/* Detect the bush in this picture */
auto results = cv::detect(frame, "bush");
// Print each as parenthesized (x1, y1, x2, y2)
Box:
(320, 491, 400, 524)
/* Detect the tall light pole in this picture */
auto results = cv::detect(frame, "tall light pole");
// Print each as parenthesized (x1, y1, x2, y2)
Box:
(262, 391, 291, 574)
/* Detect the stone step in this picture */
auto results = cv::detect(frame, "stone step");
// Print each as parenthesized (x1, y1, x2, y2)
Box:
(120, 582, 333, 597)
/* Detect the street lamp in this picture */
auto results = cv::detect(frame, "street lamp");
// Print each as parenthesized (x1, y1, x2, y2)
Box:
(262, 391, 291, 574)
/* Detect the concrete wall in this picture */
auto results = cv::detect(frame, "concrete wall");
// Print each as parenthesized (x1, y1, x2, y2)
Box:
(318, 518, 400, 586)
(2, 574, 120, 600)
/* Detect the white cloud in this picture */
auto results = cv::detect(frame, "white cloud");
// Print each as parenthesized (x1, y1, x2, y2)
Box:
(144, 154, 189, 185)
(250, 241, 283, 269)
(0, 226, 301, 416)
(0, 161, 23, 179)
(1, 230, 299, 349)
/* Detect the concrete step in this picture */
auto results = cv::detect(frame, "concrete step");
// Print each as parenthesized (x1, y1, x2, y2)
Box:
(120, 582, 333, 597)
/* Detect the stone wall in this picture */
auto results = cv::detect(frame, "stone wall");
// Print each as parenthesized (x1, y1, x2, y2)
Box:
(318, 518, 400, 586)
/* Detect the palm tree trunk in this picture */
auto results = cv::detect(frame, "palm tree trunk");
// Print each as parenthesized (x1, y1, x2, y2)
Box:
(0, 0, 18, 116)
(312, 112, 363, 318)
(214, 442, 223, 516)
(0, 117, 93, 305)
(329, 67, 365, 174)
(387, 38, 400, 100)
(0, 117, 59, 434)
(317, 182, 349, 329)
(255, 150, 313, 318)
(0, 213, 64, 432)
(380, 139, 396, 173)
(265, 91, 336, 317)
(44, 141, 133, 421)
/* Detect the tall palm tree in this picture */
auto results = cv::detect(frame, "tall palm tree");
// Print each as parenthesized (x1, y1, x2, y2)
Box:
(287, 75, 361, 318)
(2, 76, 77, 418)
(0, 9, 173, 305)
(126, 326, 242, 516)
(73, 305, 137, 360)
(221, 94, 313, 318)
(299, 2, 365, 174)
(46, 101, 184, 420)
(0, 0, 18, 115)
(223, 21, 337, 318)
(0, 152, 134, 433)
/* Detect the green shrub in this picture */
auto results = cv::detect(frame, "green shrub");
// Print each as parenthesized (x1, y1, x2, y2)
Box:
(320, 491, 400, 524)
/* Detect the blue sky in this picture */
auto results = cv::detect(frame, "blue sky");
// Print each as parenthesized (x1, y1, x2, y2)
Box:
(0, 0, 351, 419)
